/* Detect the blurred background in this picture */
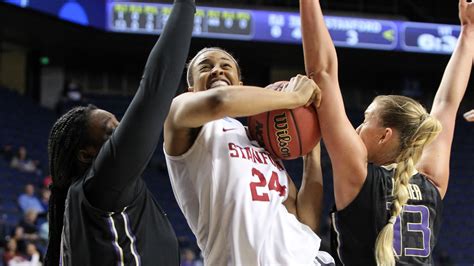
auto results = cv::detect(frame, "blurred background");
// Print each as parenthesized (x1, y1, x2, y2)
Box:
(0, 0, 472, 265)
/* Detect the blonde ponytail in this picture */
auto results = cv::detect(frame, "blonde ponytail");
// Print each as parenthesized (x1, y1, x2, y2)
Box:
(373, 96, 442, 266)
(375, 147, 414, 266)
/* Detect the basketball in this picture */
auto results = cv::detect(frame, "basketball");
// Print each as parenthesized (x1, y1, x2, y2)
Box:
(248, 81, 321, 160)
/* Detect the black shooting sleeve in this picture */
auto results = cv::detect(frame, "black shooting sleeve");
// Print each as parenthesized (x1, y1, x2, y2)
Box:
(84, 0, 195, 211)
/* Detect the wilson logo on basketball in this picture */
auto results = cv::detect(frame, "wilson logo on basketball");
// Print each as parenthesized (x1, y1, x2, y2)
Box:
(273, 113, 291, 158)
(248, 81, 321, 160)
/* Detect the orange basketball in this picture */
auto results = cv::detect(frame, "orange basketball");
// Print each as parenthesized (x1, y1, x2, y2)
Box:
(248, 81, 321, 160)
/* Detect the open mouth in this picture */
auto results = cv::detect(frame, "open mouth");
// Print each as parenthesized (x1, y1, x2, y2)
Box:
(208, 79, 230, 89)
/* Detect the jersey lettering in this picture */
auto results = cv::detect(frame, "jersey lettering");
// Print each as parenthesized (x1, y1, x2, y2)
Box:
(407, 184, 423, 201)
(268, 171, 287, 196)
(387, 203, 431, 257)
(249, 168, 286, 201)
(250, 168, 270, 201)
(228, 143, 284, 170)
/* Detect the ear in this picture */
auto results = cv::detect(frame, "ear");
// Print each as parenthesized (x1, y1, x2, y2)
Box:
(187, 86, 194, 92)
(78, 148, 95, 164)
(378, 127, 393, 144)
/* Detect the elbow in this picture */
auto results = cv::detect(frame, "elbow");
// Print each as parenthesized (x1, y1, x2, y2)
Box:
(305, 57, 337, 78)
(169, 89, 232, 128)
(207, 88, 231, 118)
(433, 96, 456, 108)
(307, 66, 336, 82)
(309, 69, 334, 86)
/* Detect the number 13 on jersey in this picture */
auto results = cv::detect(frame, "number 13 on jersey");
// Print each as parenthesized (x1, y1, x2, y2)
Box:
(388, 204, 432, 257)
(249, 168, 286, 201)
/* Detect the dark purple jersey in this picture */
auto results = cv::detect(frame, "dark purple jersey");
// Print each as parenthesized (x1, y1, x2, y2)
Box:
(58, 1, 196, 264)
(331, 163, 443, 265)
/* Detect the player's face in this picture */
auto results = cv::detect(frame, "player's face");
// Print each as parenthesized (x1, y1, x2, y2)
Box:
(356, 101, 386, 163)
(83, 109, 119, 158)
(190, 50, 241, 92)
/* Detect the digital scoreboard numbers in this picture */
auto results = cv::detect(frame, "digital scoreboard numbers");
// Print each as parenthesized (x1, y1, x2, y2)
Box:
(111, 4, 160, 32)
(401, 22, 461, 54)
(325, 17, 398, 50)
(109, 2, 253, 39)
(252, 12, 397, 50)
(252, 11, 302, 43)
(203, 9, 252, 37)
(108, 1, 463, 55)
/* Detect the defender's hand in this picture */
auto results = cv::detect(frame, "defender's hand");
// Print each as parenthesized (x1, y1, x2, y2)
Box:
(464, 109, 474, 122)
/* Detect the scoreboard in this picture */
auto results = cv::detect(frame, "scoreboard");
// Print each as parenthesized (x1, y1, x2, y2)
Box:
(323, 17, 397, 50)
(110, 3, 253, 39)
(3, 0, 461, 54)
(402, 22, 460, 54)
(106, 1, 461, 55)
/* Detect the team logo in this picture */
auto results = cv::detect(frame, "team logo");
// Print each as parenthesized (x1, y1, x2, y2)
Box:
(273, 113, 291, 158)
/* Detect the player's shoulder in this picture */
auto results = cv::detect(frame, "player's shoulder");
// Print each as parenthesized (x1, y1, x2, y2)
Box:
(207, 117, 245, 129)
(222, 116, 243, 124)
(171, 91, 193, 102)
(411, 173, 443, 199)
(368, 163, 395, 181)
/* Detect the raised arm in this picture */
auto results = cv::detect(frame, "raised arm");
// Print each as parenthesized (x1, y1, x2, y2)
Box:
(165, 75, 318, 156)
(85, 0, 196, 211)
(416, 0, 474, 198)
(300, 0, 367, 210)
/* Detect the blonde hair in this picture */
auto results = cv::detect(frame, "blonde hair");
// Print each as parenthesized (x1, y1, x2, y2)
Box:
(186, 47, 241, 87)
(373, 95, 441, 266)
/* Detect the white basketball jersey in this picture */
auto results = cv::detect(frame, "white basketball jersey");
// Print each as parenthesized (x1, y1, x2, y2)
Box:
(165, 118, 332, 265)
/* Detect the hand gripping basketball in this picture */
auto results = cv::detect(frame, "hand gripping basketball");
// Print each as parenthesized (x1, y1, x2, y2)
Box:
(248, 79, 321, 160)
(286, 74, 321, 108)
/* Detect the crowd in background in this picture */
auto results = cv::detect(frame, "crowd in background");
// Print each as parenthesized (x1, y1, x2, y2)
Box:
(1, 146, 42, 176)
(0, 143, 206, 265)
(0, 145, 47, 265)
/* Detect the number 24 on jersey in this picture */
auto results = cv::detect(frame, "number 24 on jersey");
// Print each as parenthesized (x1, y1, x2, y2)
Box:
(249, 168, 286, 201)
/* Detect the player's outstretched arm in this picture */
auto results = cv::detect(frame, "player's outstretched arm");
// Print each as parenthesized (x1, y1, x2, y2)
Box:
(167, 75, 316, 129)
(416, 0, 474, 198)
(300, 0, 367, 210)
(85, 0, 196, 211)
(164, 75, 318, 156)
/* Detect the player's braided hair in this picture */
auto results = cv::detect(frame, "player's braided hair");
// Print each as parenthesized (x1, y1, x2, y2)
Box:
(373, 96, 441, 266)
(186, 47, 242, 87)
(45, 105, 97, 266)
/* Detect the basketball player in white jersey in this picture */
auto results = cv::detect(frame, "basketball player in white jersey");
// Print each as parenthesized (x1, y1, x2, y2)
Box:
(164, 47, 334, 265)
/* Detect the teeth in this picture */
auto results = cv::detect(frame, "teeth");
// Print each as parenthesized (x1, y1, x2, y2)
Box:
(210, 80, 228, 89)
